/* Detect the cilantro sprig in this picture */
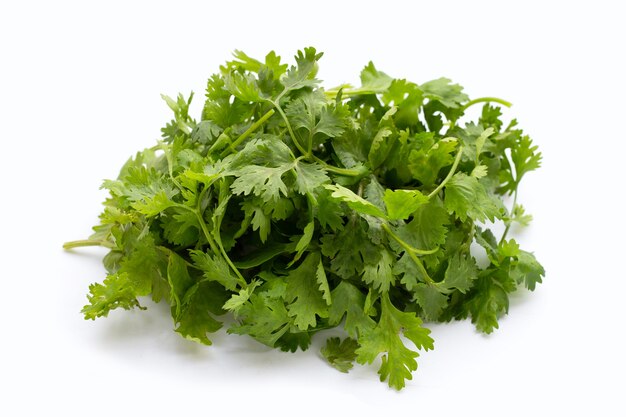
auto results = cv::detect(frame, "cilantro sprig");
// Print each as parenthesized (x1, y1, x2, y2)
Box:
(65, 47, 544, 390)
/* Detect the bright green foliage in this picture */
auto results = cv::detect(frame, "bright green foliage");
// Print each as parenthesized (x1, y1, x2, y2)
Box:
(356, 294, 434, 390)
(82, 272, 144, 320)
(444, 173, 502, 222)
(285, 252, 330, 330)
(383, 189, 429, 220)
(66, 47, 544, 390)
(321, 337, 359, 373)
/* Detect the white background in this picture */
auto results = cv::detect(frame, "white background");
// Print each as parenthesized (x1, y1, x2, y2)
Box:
(1, 0, 625, 415)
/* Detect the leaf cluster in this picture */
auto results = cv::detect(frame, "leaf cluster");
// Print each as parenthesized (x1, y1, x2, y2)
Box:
(66, 48, 544, 390)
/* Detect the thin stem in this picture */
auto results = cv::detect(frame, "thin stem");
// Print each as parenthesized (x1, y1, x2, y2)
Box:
(383, 223, 435, 285)
(194, 184, 246, 287)
(461, 97, 512, 112)
(324, 87, 376, 100)
(171, 202, 223, 267)
(382, 223, 438, 256)
(272, 101, 309, 157)
(428, 145, 463, 199)
(382, 223, 437, 286)
(63, 239, 114, 250)
(219, 109, 275, 158)
(159, 141, 183, 190)
(499, 189, 518, 245)
(194, 208, 245, 286)
(461, 223, 475, 252)
(312, 155, 364, 177)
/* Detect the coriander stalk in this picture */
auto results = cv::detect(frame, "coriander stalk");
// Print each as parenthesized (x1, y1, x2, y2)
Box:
(63, 239, 114, 250)
(428, 145, 463, 199)
(460, 97, 511, 111)
(382, 223, 436, 285)
(219, 108, 275, 158)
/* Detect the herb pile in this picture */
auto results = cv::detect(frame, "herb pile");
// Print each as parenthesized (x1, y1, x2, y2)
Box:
(65, 48, 544, 389)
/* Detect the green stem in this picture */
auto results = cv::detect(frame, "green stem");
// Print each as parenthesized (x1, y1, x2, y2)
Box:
(159, 141, 183, 190)
(172, 202, 222, 259)
(382, 223, 438, 256)
(219, 109, 275, 158)
(461, 97, 512, 112)
(193, 185, 247, 288)
(499, 189, 518, 245)
(194, 208, 246, 287)
(313, 155, 364, 177)
(382, 223, 436, 286)
(462, 223, 475, 252)
(428, 145, 463, 199)
(324, 87, 376, 100)
(63, 239, 114, 250)
(272, 101, 309, 158)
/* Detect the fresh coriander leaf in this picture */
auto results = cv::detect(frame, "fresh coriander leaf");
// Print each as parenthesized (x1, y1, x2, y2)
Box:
(356, 294, 434, 390)
(420, 77, 469, 109)
(82, 272, 144, 320)
(413, 283, 448, 320)
(444, 173, 501, 222)
(408, 138, 458, 187)
(328, 281, 376, 338)
(324, 184, 387, 219)
(189, 250, 239, 292)
(362, 248, 396, 293)
(321, 337, 359, 373)
(383, 189, 429, 220)
(284, 252, 330, 330)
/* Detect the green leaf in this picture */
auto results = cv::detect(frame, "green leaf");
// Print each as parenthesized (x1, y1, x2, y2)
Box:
(444, 173, 501, 222)
(285, 91, 345, 146)
(320, 218, 377, 279)
(511, 136, 542, 182)
(368, 126, 394, 170)
(383, 189, 429, 220)
(321, 337, 359, 373)
(512, 250, 545, 291)
(392, 201, 449, 252)
(362, 248, 396, 293)
(285, 252, 330, 330)
(408, 138, 458, 187)
(467, 273, 510, 334)
(279, 47, 323, 98)
(381, 79, 424, 129)
(230, 165, 291, 202)
(118, 233, 169, 302)
(293, 160, 330, 195)
(324, 184, 388, 219)
(103, 166, 179, 215)
(292, 221, 315, 263)
(189, 250, 239, 292)
(167, 252, 194, 319)
(420, 77, 469, 108)
(356, 294, 434, 390)
(223, 71, 263, 102)
(360, 61, 393, 92)
(328, 281, 376, 338)
(442, 253, 478, 294)
(223, 280, 261, 313)
(229, 292, 291, 348)
(241, 200, 271, 243)
(413, 283, 448, 320)
(82, 272, 144, 320)
(175, 281, 227, 346)
(161, 207, 200, 247)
